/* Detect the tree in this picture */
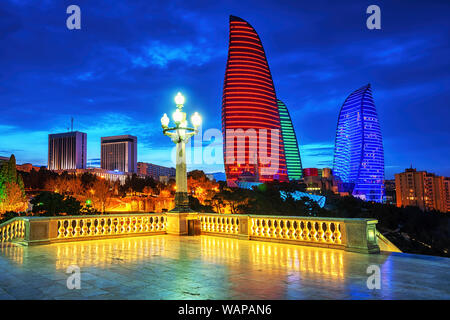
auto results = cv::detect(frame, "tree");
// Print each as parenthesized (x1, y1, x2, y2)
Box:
(91, 179, 112, 213)
(3, 182, 27, 212)
(187, 170, 219, 205)
(31, 191, 82, 216)
(80, 172, 97, 190)
(0, 155, 27, 214)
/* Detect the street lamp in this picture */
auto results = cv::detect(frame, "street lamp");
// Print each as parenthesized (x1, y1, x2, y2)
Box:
(161, 92, 202, 212)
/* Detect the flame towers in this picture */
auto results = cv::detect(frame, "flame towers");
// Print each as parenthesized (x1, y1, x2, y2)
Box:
(333, 84, 385, 202)
(222, 15, 301, 185)
(277, 99, 303, 180)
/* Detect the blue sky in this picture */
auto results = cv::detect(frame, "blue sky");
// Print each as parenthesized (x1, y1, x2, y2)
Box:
(0, 0, 449, 178)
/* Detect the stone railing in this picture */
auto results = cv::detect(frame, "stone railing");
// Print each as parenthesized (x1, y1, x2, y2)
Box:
(197, 213, 379, 254)
(1, 212, 380, 253)
(4, 213, 166, 245)
(0, 218, 26, 242)
(249, 215, 344, 246)
(199, 214, 241, 236)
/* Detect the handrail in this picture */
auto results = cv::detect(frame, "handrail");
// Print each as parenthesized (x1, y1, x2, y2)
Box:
(0, 217, 26, 242)
(197, 212, 380, 253)
(19, 212, 164, 221)
(1, 213, 167, 245)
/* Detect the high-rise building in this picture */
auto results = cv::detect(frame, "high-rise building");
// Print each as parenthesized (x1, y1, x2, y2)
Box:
(395, 168, 448, 212)
(48, 131, 87, 170)
(101, 135, 137, 173)
(333, 84, 385, 202)
(222, 15, 289, 185)
(277, 100, 302, 180)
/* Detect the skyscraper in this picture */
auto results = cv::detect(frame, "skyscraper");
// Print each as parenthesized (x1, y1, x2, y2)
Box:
(48, 131, 87, 170)
(101, 135, 137, 173)
(333, 84, 385, 202)
(222, 15, 289, 185)
(277, 99, 302, 180)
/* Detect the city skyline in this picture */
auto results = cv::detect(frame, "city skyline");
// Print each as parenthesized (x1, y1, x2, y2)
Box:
(1, 1, 449, 178)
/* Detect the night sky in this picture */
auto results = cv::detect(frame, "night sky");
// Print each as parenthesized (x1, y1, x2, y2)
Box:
(1, 0, 449, 178)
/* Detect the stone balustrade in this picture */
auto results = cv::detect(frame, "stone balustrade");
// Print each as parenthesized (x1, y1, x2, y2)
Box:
(0, 212, 380, 253)
(197, 213, 379, 254)
(1, 213, 166, 245)
(199, 214, 241, 235)
(0, 218, 26, 242)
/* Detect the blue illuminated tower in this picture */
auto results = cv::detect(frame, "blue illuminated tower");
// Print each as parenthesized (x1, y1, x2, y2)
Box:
(333, 84, 385, 202)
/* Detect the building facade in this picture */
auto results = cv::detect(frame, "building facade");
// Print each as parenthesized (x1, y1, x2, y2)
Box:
(137, 162, 175, 181)
(384, 179, 396, 205)
(395, 168, 448, 212)
(303, 167, 338, 195)
(222, 15, 289, 186)
(101, 135, 137, 173)
(277, 100, 303, 180)
(53, 168, 132, 185)
(48, 131, 87, 170)
(332, 84, 385, 202)
(444, 178, 450, 212)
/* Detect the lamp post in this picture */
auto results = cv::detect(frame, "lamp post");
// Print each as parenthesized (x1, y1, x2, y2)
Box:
(161, 92, 202, 212)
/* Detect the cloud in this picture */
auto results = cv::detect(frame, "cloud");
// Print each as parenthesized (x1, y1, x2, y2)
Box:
(0, 1, 448, 178)
(131, 41, 220, 68)
(300, 143, 334, 168)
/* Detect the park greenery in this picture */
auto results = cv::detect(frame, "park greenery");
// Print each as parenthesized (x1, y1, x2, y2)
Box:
(0, 157, 448, 257)
(0, 155, 27, 214)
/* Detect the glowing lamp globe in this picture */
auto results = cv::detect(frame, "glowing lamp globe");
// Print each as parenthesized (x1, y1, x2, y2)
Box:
(191, 112, 202, 128)
(173, 108, 183, 124)
(174, 92, 185, 106)
(161, 113, 170, 127)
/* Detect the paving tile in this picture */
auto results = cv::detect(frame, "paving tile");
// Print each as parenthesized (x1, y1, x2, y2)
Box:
(0, 234, 449, 300)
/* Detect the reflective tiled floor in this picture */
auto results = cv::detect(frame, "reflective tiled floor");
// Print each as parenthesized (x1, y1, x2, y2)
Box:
(0, 235, 449, 299)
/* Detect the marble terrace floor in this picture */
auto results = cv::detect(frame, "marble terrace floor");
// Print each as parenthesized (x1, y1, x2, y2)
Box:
(0, 235, 449, 300)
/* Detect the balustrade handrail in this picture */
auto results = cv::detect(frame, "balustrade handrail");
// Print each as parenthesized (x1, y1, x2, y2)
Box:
(0, 217, 26, 242)
(1, 213, 167, 244)
(1, 212, 380, 253)
(198, 212, 376, 223)
(17, 212, 164, 222)
(0, 216, 25, 228)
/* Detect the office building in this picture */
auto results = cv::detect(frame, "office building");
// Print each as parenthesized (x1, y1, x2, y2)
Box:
(48, 131, 87, 170)
(101, 135, 137, 173)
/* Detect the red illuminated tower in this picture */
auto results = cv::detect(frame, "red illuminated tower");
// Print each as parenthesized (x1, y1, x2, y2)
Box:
(222, 15, 288, 185)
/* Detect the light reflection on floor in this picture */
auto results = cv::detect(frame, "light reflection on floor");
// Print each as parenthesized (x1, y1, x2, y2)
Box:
(0, 235, 448, 299)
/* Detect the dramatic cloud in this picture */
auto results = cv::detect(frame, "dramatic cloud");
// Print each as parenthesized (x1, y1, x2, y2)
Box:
(0, 0, 448, 178)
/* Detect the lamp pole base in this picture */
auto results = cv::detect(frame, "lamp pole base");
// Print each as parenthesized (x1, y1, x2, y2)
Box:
(170, 192, 193, 213)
